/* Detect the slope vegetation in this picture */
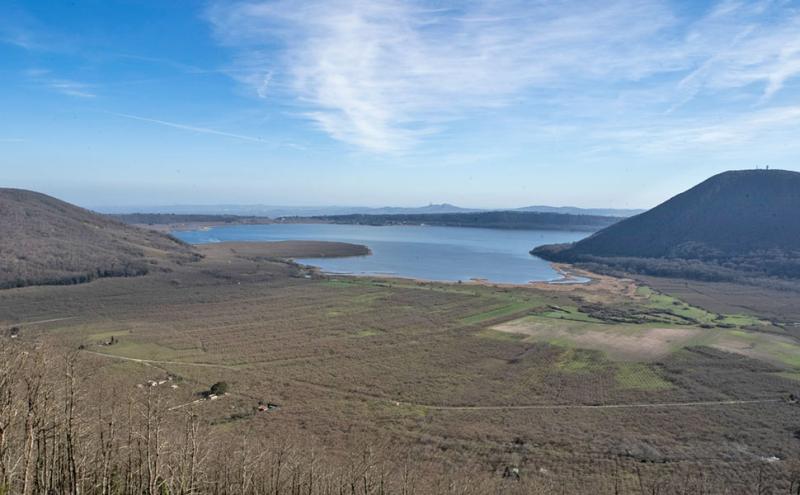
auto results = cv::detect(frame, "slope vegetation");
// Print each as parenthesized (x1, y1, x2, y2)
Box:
(0, 188, 198, 288)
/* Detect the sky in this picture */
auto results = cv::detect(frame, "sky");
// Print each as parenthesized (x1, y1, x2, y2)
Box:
(1, 0, 799, 210)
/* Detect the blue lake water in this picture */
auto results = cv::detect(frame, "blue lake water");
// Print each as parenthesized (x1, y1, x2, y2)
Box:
(174, 224, 590, 284)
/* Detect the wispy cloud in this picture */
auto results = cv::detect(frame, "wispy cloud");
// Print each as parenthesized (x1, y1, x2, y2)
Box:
(110, 112, 268, 143)
(0, 5, 73, 52)
(23, 69, 98, 99)
(595, 106, 800, 154)
(207, 0, 800, 153)
(673, 0, 800, 106)
(0, 18, 41, 50)
(45, 79, 97, 98)
(111, 53, 218, 75)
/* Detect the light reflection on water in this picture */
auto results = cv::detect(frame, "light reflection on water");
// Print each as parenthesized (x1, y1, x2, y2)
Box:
(174, 223, 591, 284)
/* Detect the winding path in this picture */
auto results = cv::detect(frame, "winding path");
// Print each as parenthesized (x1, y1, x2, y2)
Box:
(401, 398, 784, 411)
(20, 317, 78, 326)
(84, 350, 240, 369)
(85, 350, 787, 412)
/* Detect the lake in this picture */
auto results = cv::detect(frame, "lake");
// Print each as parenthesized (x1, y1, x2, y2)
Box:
(173, 224, 590, 284)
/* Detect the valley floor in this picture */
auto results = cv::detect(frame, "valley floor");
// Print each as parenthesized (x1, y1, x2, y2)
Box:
(1, 241, 799, 493)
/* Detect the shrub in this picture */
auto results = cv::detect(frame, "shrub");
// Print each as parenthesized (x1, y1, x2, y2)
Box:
(209, 381, 228, 395)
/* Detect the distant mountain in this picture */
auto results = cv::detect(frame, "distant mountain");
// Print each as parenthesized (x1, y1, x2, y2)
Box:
(344, 203, 482, 215)
(96, 203, 640, 218)
(533, 170, 800, 283)
(514, 205, 644, 217)
(308, 211, 619, 231)
(96, 203, 480, 217)
(0, 189, 197, 289)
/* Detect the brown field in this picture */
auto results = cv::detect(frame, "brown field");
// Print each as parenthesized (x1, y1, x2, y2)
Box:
(2, 242, 800, 493)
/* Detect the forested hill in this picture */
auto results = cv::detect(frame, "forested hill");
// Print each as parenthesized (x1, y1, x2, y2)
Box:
(305, 211, 620, 231)
(533, 169, 800, 283)
(0, 189, 198, 289)
(111, 213, 258, 224)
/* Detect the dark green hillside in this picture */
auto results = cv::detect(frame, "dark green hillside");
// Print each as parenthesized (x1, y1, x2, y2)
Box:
(533, 170, 800, 282)
(0, 189, 198, 288)
(110, 213, 273, 225)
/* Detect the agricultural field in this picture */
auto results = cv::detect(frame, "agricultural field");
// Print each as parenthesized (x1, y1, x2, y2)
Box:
(2, 243, 799, 492)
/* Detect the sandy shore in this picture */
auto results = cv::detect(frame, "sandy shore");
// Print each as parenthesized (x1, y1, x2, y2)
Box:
(303, 262, 621, 293)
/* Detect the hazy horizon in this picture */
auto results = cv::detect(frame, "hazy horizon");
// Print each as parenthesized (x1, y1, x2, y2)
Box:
(87, 198, 644, 210)
(89, 201, 646, 215)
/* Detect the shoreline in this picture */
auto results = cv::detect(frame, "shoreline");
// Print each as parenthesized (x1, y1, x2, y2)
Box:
(135, 218, 324, 234)
(300, 262, 600, 290)
(172, 225, 603, 290)
(547, 263, 593, 284)
(138, 219, 603, 235)
(137, 220, 273, 234)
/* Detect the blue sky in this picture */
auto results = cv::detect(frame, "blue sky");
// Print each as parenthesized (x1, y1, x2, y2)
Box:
(1, 0, 799, 209)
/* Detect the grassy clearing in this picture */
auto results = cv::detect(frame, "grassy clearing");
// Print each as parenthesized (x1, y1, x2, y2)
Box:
(474, 328, 527, 341)
(539, 304, 605, 323)
(776, 342, 800, 367)
(493, 312, 800, 369)
(615, 363, 673, 390)
(556, 348, 605, 373)
(635, 285, 766, 328)
(493, 315, 705, 361)
(482, 283, 788, 368)
(519, 338, 674, 391)
(635, 286, 719, 324)
(716, 313, 771, 327)
(86, 329, 130, 342)
(711, 330, 800, 369)
(460, 302, 532, 325)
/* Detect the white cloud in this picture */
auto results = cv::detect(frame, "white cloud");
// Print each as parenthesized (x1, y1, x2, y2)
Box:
(207, 0, 800, 152)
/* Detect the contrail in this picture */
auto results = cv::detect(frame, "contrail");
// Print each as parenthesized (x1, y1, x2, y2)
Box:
(109, 112, 266, 143)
